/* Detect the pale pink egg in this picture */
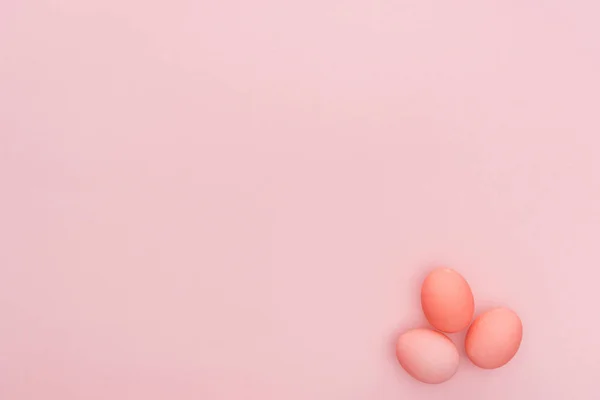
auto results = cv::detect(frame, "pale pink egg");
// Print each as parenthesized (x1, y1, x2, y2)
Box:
(465, 307, 523, 369)
(421, 268, 475, 333)
(396, 328, 459, 384)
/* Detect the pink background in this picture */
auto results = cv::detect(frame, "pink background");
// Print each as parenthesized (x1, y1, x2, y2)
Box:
(1, 1, 600, 399)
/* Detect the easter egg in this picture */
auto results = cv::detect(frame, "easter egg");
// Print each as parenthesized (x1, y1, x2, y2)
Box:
(465, 307, 522, 369)
(396, 328, 459, 384)
(421, 268, 475, 333)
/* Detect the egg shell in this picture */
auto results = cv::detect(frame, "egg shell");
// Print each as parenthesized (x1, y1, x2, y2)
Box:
(396, 328, 459, 384)
(421, 268, 475, 333)
(465, 307, 523, 369)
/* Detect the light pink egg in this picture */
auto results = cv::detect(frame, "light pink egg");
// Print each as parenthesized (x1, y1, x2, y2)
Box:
(421, 268, 475, 333)
(396, 328, 459, 384)
(465, 307, 523, 369)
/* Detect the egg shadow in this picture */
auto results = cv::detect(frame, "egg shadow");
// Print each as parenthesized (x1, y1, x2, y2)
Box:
(445, 330, 468, 359)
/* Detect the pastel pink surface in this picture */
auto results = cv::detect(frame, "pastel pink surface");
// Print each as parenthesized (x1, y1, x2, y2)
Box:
(2, 1, 600, 399)
(396, 329, 459, 384)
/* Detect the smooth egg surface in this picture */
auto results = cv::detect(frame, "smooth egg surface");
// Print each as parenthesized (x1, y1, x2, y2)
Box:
(465, 307, 523, 369)
(421, 268, 475, 333)
(396, 328, 459, 384)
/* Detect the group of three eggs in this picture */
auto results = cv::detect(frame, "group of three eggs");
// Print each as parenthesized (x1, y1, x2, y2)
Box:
(396, 268, 523, 384)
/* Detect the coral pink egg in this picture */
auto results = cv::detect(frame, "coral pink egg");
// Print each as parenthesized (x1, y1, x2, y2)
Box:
(421, 268, 475, 333)
(396, 328, 459, 384)
(465, 307, 523, 369)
